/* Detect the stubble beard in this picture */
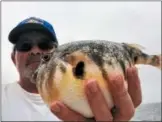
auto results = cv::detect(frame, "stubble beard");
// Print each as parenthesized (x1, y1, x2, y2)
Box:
(22, 66, 37, 84)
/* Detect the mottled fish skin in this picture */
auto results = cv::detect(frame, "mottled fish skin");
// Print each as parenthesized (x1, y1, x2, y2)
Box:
(34, 40, 161, 118)
(49, 40, 134, 79)
(52, 41, 130, 64)
(35, 40, 136, 117)
(52, 40, 132, 62)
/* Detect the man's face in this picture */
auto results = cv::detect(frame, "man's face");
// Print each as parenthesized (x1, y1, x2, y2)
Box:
(12, 31, 56, 82)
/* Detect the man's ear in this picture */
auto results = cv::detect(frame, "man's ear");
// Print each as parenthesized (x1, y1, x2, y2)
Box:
(11, 52, 16, 65)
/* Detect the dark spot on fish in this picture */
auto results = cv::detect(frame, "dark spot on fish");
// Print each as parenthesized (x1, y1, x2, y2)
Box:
(101, 67, 109, 81)
(129, 49, 134, 58)
(118, 60, 126, 79)
(134, 56, 138, 63)
(122, 43, 133, 57)
(60, 63, 66, 73)
(89, 52, 103, 67)
(107, 60, 112, 65)
(122, 43, 134, 66)
(124, 52, 132, 66)
(73, 61, 85, 79)
(134, 53, 148, 64)
(142, 53, 149, 60)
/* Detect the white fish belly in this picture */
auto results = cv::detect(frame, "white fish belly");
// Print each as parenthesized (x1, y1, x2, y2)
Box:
(61, 86, 114, 118)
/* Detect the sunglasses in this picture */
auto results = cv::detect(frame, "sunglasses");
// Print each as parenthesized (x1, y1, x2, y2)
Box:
(15, 38, 57, 52)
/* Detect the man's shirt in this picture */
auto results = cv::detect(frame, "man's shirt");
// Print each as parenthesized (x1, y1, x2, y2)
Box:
(2, 82, 61, 121)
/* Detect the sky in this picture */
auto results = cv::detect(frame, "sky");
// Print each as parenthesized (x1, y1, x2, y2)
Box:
(1, 1, 161, 104)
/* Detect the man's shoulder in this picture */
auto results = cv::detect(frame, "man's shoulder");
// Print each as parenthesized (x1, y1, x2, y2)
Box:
(2, 82, 18, 91)
(2, 82, 19, 98)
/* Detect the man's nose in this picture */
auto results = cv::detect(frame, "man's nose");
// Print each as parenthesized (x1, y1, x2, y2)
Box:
(30, 46, 42, 55)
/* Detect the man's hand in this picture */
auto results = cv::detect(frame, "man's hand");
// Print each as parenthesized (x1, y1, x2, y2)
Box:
(50, 66, 142, 121)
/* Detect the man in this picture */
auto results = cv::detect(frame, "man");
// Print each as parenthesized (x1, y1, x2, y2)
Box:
(2, 17, 142, 121)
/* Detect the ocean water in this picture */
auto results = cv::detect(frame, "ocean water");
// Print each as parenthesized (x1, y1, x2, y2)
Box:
(131, 102, 161, 121)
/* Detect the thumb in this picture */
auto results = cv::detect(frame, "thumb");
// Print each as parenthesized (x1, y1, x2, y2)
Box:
(50, 101, 85, 121)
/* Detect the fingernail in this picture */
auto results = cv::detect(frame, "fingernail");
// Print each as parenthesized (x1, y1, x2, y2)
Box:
(51, 102, 61, 113)
(87, 80, 98, 93)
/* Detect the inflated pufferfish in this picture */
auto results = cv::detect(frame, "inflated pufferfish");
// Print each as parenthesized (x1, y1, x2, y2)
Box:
(33, 40, 161, 118)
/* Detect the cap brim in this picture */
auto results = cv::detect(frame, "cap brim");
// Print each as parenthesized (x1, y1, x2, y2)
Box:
(8, 23, 57, 44)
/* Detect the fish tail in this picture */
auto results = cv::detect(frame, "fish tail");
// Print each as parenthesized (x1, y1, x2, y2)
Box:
(149, 54, 161, 70)
(136, 53, 161, 70)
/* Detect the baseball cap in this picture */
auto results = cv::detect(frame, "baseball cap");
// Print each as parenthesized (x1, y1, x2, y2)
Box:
(8, 17, 58, 46)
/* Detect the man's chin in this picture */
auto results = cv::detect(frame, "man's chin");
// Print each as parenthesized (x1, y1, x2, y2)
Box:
(22, 68, 37, 83)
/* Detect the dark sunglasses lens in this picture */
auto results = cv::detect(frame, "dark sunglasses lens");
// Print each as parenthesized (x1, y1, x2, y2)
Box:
(16, 42, 32, 52)
(38, 41, 55, 50)
(15, 40, 55, 52)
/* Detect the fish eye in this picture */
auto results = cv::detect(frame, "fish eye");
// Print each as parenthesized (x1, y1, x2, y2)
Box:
(73, 61, 85, 79)
(41, 53, 52, 63)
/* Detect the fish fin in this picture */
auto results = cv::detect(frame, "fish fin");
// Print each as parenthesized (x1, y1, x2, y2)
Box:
(126, 43, 145, 50)
(135, 52, 161, 70)
(146, 54, 161, 70)
(152, 54, 161, 70)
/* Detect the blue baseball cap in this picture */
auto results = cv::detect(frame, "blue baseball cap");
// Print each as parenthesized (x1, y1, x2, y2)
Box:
(8, 17, 58, 46)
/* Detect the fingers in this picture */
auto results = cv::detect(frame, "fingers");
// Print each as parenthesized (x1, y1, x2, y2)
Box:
(126, 67, 142, 108)
(49, 67, 141, 122)
(84, 79, 113, 121)
(50, 79, 114, 122)
(109, 74, 135, 121)
(50, 101, 85, 121)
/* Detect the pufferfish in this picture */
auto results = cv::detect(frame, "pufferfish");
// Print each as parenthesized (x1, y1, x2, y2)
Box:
(32, 40, 161, 118)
